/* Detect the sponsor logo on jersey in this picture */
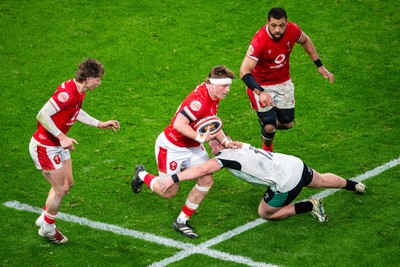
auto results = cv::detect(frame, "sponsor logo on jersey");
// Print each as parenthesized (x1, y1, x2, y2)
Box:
(58, 92, 69, 103)
(269, 54, 287, 69)
(190, 100, 201, 112)
(274, 54, 286, 64)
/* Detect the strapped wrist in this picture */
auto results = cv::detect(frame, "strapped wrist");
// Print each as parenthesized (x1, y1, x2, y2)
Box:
(242, 73, 264, 92)
(314, 59, 323, 68)
(171, 174, 180, 183)
(195, 133, 205, 143)
(221, 137, 231, 147)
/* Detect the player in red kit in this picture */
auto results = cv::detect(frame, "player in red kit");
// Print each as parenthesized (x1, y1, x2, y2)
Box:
(131, 65, 241, 238)
(29, 58, 120, 244)
(240, 7, 334, 152)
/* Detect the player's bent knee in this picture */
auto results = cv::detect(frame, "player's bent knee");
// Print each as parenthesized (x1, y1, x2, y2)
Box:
(258, 209, 272, 219)
(197, 174, 214, 188)
(54, 186, 70, 198)
(258, 202, 278, 220)
(162, 191, 177, 199)
(258, 210, 278, 220)
(279, 122, 293, 129)
(161, 185, 179, 198)
(264, 124, 276, 132)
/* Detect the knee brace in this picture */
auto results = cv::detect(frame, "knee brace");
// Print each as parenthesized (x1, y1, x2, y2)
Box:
(257, 110, 277, 128)
(257, 111, 276, 140)
(275, 108, 294, 124)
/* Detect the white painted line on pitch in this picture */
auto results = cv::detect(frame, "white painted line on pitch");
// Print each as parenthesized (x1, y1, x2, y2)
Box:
(148, 219, 277, 267)
(148, 156, 400, 266)
(312, 157, 400, 199)
(3, 157, 399, 267)
(3, 200, 193, 250)
(148, 247, 279, 267)
(3, 200, 275, 267)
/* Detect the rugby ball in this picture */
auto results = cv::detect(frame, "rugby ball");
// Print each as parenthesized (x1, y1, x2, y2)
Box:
(194, 116, 223, 135)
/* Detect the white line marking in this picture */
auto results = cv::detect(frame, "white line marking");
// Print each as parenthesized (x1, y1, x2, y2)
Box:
(148, 157, 400, 266)
(3, 157, 399, 267)
(312, 157, 400, 199)
(148, 247, 280, 267)
(3, 200, 192, 251)
(3, 201, 275, 267)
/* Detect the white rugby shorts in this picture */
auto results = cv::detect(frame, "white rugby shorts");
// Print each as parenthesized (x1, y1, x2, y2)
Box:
(29, 137, 70, 170)
(155, 132, 210, 180)
(252, 80, 295, 112)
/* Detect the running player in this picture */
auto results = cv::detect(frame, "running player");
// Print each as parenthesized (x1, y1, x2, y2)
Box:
(240, 7, 334, 152)
(131, 65, 241, 238)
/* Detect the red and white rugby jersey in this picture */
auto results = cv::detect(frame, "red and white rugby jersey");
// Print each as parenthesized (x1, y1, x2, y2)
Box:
(164, 82, 219, 147)
(33, 79, 85, 146)
(246, 22, 302, 86)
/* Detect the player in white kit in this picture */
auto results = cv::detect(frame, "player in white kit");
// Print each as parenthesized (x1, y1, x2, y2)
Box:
(159, 139, 366, 222)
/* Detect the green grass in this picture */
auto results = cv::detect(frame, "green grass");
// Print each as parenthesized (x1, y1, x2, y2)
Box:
(1, 0, 399, 266)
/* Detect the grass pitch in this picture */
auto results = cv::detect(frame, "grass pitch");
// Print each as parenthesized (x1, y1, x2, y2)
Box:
(0, 0, 399, 266)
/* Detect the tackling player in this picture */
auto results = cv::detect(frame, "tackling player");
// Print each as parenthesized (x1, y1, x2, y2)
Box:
(29, 58, 120, 244)
(160, 139, 366, 222)
(131, 65, 241, 238)
(240, 7, 334, 152)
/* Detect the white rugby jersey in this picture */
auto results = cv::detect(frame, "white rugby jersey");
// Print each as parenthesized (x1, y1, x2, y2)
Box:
(214, 143, 304, 193)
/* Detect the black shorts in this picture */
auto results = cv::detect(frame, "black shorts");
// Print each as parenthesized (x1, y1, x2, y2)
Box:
(263, 162, 313, 207)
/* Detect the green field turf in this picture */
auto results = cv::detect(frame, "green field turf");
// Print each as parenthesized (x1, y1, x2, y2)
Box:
(1, 0, 399, 266)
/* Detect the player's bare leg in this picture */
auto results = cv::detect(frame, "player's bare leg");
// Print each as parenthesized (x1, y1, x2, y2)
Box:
(173, 175, 213, 238)
(307, 171, 347, 188)
(38, 159, 71, 244)
(261, 124, 275, 152)
(307, 170, 366, 193)
(258, 200, 296, 220)
(258, 198, 328, 222)
(131, 164, 179, 198)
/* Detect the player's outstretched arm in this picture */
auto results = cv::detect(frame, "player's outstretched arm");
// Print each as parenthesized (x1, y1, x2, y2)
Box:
(161, 158, 221, 193)
(317, 66, 334, 84)
(77, 109, 120, 132)
(299, 32, 334, 84)
(98, 120, 120, 132)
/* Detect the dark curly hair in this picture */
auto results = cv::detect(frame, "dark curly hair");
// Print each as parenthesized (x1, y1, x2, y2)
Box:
(75, 58, 105, 82)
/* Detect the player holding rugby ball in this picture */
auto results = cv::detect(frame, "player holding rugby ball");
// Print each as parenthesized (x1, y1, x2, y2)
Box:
(131, 65, 241, 238)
